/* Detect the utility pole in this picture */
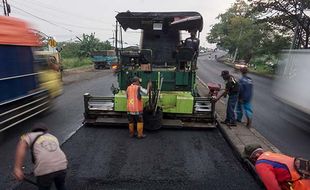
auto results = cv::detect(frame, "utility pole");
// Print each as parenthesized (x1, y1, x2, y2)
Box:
(120, 24, 123, 50)
(112, 31, 115, 48)
(115, 20, 119, 63)
(2, 0, 10, 16)
(2, 0, 7, 15)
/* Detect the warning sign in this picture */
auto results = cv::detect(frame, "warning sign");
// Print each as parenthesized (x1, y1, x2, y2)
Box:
(48, 39, 57, 47)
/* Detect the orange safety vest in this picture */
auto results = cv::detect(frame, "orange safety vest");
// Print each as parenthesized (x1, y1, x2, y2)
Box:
(127, 84, 143, 113)
(258, 152, 310, 190)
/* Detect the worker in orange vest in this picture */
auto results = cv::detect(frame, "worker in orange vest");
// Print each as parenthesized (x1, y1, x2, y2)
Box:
(244, 144, 310, 190)
(126, 76, 151, 139)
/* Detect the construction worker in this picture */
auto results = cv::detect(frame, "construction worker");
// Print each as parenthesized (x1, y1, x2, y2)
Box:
(126, 76, 151, 139)
(244, 144, 310, 190)
(213, 70, 239, 126)
(13, 123, 68, 190)
(236, 67, 253, 127)
(184, 30, 200, 53)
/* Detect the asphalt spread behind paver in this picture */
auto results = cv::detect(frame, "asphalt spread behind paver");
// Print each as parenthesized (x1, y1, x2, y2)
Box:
(16, 126, 262, 190)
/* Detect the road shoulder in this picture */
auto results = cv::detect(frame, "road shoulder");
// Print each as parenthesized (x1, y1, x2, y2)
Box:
(197, 76, 280, 176)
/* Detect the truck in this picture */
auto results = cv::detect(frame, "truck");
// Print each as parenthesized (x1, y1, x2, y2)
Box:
(273, 49, 310, 132)
(83, 11, 216, 129)
(91, 50, 117, 69)
(0, 16, 62, 132)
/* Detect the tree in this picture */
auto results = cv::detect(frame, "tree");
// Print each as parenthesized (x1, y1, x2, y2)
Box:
(58, 42, 80, 58)
(78, 33, 112, 58)
(249, 0, 310, 48)
(207, 0, 290, 62)
(207, 1, 264, 62)
(58, 34, 112, 59)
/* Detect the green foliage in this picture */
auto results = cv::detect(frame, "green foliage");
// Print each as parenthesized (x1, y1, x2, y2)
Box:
(207, 0, 290, 62)
(207, 1, 263, 61)
(249, 55, 278, 75)
(78, 33, 112, 58)
(62, 58, 92, 69)
(256, 34, 291, 56)
(248, 0, 310, 48)
(58, 42, 80, 58)
(58, 33, 112, 59)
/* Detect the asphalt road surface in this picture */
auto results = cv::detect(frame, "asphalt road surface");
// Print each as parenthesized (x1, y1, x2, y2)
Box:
(198, 52, 310, 159)
(17, 127, 261, 190)
(1, 68, 262, 189)
(0, 69, 115, 189)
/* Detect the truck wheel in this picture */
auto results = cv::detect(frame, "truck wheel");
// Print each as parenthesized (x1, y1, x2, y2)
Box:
(143, 108, 162, 130)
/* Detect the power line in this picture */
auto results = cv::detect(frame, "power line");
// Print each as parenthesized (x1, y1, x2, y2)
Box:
(2, 0, 10, 16)
(9, 4, 139, 42)
(13, 7, 113, 32)
(13, 0, 111, 24)
(51, 21, 114, 31)
(10, 4, 75, 34)
(10, 2, 114, 34)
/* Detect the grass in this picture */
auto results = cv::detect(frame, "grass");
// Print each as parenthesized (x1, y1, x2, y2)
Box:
(248, 64, 274, 75)
(248, 55, 277, 76)
(219, 55, 276, 76)
(61, 57, 93, 69)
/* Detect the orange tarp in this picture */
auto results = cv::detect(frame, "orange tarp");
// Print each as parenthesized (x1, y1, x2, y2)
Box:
(0, 16, 41, 46)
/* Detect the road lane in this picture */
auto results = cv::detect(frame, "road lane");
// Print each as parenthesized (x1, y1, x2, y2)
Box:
(197, 54, 310, 159)
(0, 70, 116, 189)
(16, 127, 262, 190)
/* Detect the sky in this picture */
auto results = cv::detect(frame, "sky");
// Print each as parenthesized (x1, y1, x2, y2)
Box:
(7, 0, 236, 48)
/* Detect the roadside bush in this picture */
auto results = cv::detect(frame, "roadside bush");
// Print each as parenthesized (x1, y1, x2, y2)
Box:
(249, 55, 277, 75)
(62, 58, 92, 69)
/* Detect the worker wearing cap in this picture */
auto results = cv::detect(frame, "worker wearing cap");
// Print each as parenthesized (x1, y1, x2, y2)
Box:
(244, 144, 310, 190)
(14, 123, 68, 190)
(214, 70, 239, 126)
(184, 30, 200, 54)
(126, 76, 151, 139)
(236, 67, 253, 127)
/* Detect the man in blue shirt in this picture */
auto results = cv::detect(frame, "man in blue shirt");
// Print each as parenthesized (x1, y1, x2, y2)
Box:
(237, 67, 253, 127)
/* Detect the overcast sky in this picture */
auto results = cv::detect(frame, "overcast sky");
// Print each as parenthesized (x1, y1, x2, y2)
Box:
(8, 0, 236, 47)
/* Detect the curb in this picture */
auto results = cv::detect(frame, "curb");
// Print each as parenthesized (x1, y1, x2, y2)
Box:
(196, 76, 280, 187)
(197, 77, 280, 153)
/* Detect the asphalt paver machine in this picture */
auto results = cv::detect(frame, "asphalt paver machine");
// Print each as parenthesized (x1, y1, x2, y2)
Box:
(83, 11, 216, 130)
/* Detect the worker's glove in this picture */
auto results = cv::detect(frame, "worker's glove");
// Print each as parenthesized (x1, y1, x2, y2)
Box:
(13, 167, 24, 181)
(211, 98, 218, 103)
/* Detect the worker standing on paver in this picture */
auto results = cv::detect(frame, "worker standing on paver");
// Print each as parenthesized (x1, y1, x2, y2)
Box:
(244, 144, 310, 190)
(184, 30, 200, 55)
(236, 67, 253, 127)
(214, 70, 239, 126)
(127, 76, 151, 139)
(13, 123, 68, 190)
